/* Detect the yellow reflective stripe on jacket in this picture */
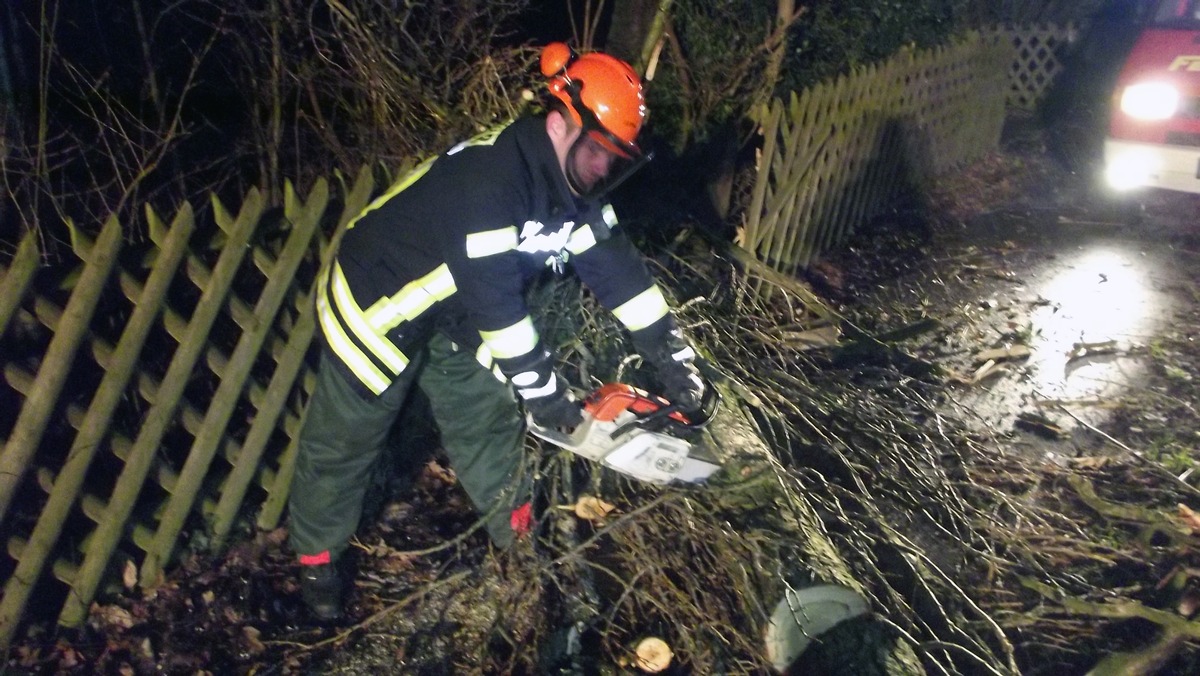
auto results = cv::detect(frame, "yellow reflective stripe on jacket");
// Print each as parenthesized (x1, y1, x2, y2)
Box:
(363, 264, 457, 332)
(329, 262, 409, 374)
(344, 122, 508, 233)
(565, 225, 597, 255)
(473, 343, 508, 382)
(344, 156, 437, 231)
(612, 286, 670, 331)
(316, 267, 393, 394)
(479, 316, 539, 360)
(465, 226, 518, 259)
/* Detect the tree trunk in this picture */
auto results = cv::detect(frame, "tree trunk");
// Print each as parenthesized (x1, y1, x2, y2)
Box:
(698, 380, 926, 674)
(606, 0, 672, 76)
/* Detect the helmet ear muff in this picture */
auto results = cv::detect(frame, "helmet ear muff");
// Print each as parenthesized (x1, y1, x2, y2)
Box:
(542, 42, 585, 128)
(540, 42, 575, 78)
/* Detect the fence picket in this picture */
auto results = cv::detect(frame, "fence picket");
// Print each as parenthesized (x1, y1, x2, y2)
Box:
(0, 216, 122, 524)
(0, 232, 39, 339)
(745, 33, 1011, 275)
(209, 296, 314, 549)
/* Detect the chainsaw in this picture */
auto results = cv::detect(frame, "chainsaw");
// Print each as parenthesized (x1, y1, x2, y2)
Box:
(527, 383, 721, 485)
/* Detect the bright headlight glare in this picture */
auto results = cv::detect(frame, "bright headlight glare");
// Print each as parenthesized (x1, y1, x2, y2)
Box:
(1119, 82, 1180, 120)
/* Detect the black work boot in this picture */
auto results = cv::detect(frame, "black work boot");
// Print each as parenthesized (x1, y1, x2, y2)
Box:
(299, 561, 344, 621)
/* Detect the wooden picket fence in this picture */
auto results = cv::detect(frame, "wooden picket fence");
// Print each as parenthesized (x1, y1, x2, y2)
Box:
(740, 32, 1011, 276)
(0, 168, 375, 646)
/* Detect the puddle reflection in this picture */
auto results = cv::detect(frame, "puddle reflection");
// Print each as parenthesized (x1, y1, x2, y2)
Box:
(1027, 245, 1160, 403)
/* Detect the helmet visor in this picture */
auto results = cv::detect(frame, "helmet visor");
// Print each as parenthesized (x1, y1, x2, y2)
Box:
(566, 133, 648, 200)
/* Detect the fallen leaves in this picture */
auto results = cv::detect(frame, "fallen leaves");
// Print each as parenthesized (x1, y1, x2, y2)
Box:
(88, 603, 135, 631)
(242, 626, 266, 655)
(423, 459, 458, 485)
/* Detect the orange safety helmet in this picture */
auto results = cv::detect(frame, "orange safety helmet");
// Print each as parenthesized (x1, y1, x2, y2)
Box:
(540, 42, 646, 159)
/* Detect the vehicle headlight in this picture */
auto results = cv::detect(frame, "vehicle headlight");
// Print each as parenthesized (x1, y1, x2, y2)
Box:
(1119, 82, 1180, 120)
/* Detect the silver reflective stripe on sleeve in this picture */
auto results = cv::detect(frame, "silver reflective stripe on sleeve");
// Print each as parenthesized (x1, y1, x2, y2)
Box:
(612, 286, 670, 331)
(363, 264, 457, 332)
(466, 226, 518, 259)
(565, 225, 597, 255)
(518, 372, 558, 400)
(479, 316, 539, 360)
(601, 204, 618, 228)
(672, 345, 697, 362)
(511, 371, 540, 387)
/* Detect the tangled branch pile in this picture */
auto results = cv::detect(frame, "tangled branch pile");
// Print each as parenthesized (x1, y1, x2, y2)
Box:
(289, 233, 1200, 674)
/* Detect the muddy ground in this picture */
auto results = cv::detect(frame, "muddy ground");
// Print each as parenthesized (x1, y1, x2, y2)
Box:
(6, 116, 1200, 674)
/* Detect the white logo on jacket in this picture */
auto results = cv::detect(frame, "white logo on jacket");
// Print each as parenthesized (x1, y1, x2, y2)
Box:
(517, 220, 573, 254)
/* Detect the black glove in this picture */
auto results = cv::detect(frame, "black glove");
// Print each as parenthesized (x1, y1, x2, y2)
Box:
(525, 386, 584, 430)
(656, 359, 707, 412)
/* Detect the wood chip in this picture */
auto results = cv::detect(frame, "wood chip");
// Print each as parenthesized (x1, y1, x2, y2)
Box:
(573, 495, 616, 522)
(973, 345, 1031, 363)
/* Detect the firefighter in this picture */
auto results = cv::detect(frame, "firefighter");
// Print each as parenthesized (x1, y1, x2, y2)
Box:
(290, 43, 706, 621)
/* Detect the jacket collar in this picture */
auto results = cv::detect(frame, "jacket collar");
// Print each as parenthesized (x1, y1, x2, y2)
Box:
(511, 116, 592, 221)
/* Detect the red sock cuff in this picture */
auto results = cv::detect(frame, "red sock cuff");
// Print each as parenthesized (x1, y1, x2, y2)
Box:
(299, 550, 331, 566)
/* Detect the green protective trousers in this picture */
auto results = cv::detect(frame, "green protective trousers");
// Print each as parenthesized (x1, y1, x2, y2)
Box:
(288, 332, 529, 561)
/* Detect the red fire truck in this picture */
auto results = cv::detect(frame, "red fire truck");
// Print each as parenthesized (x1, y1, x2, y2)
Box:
(1104, 0, 1200, 194)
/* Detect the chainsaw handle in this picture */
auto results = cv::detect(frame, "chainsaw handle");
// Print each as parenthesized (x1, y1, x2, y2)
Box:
(608, 402, 682, 440)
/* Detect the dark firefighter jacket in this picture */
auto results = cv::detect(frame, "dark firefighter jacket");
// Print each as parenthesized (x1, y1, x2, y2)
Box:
(315, 116, 685, 400)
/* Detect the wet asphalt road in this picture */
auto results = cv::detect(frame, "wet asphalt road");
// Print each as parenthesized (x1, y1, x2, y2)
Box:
(923, 166, 1199, 457)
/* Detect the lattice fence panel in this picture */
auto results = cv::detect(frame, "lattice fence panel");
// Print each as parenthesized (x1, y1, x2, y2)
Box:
(0, 166, 375, 646)
(987, 22, 1078, 110)
(741, 32, 1011, 277)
